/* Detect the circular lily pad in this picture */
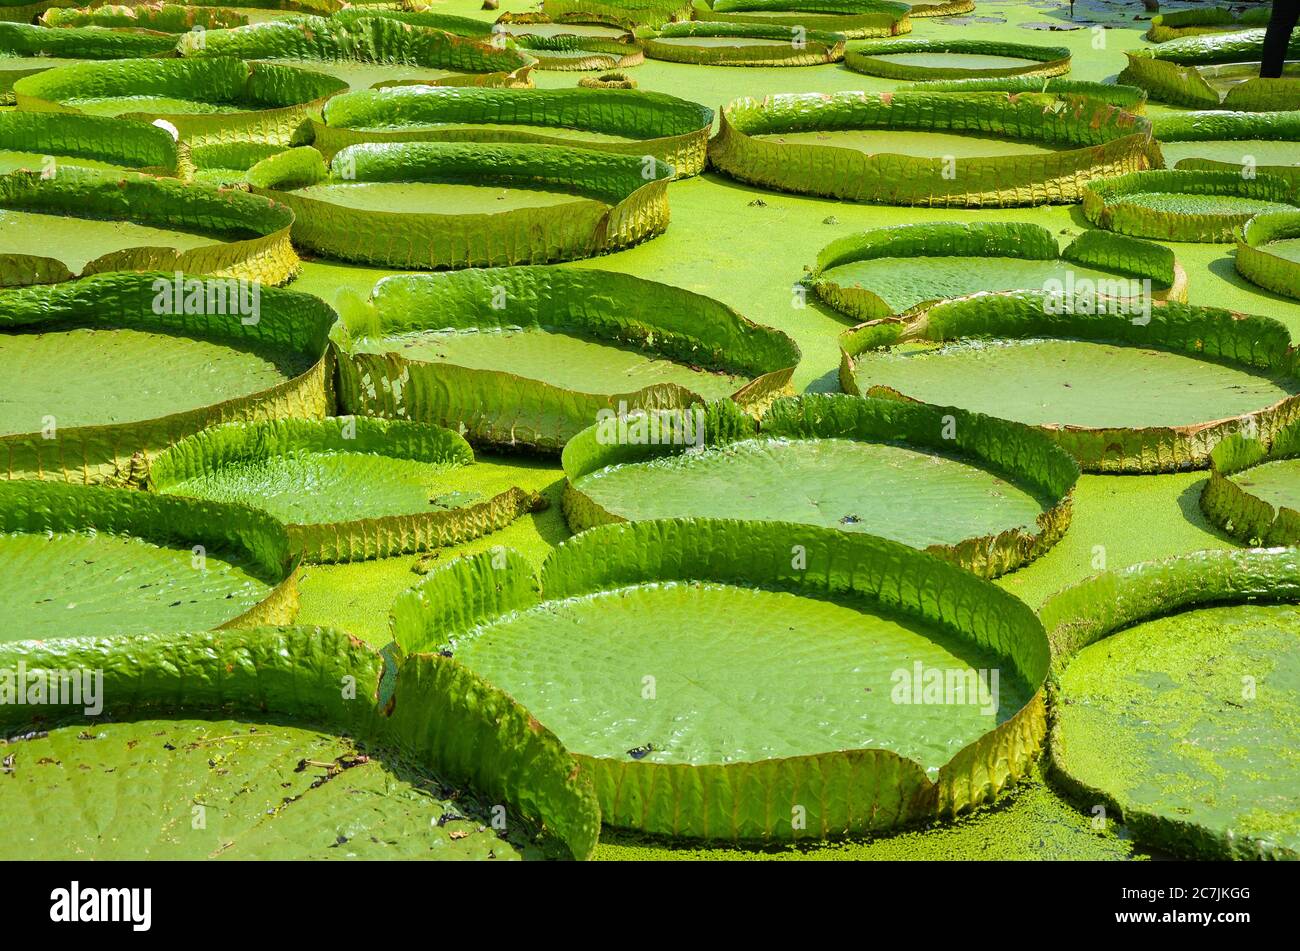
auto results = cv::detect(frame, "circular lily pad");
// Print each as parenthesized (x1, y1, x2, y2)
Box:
(14, 57, 348, 148)
(306, 85, 713, 178)
(579, 70, 637, 88)
(1042, 548, 1300, 860)
(0, 480, 299, 639)
(0, 626, 600, 860)
(845, 38, 1070, 80)
(643, 22, 847, 66)
(333, 267, 799, 452)
(0, 167, 298, 286)
(511, 31, 644, 71)
(1236, 209, 1300, 300)
(1202, 417, 1300, 546)
(0, 272, 334, 484)
(150, 416, 544, 563)
(810, 221, 1185, 323)
(562, 394, 1078, 578)
(897, 75, 1147, 111)
(248, 142, 672, 270)
(1155, 110, 1300, 191)
(177, 13, 535, 77)
(39, 4, 250, 31)
(0, 21, 181, 59)
(689, 0, 914, 39)
(839, 293, 1300, 473)
(0, 110, 182, 178)
(709, 91, 1155, 206)
(1082, 169, 1297, 242)
(392, 518, 1050, 841)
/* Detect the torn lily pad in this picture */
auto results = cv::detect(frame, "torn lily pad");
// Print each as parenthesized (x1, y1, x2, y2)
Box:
(1042, 548, 1300, 860)
(839, 293, 1300, 473)
(809, 221, 1186, 323)
(1082, 169, 1297, 243)
(247, 142, 673, 270)
(391, 518, 1050, 841)
(561, 394, 1078, 578)
(0, 272, 333, 484)
(306, 85, 713, 178)
(149, 416, 544, 563)
(333, 267, 799, 452)
(0, 626, 600, 859)
(708, 91, 1155, 206)
(0, 479, 300, 639)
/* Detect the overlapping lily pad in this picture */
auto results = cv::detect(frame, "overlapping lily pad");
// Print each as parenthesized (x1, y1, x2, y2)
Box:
(643, 21, 846, 66)
(1157, 110, 1300, 192)
(177, 13, 536, 76)
(1237, 209, 1300, 300)
(839, 293, 1300, 473)
(0, 168, 298, 286)
(0, 626, 600, 859)
(1082, 169, 1297, 243)
(897, 76, 1147, 111)
(391, 518, 1050, 841)
(690, 0, 912, 39)
(809, 221, 1186, 323)
(1201, 417, 1300, 546)
(708, 91, 1155, 206)
(13, 57, 347, 148)
(150, 416, 544, 563)
(562, 394, 1078, 578)
(1119, 29, 1300, 110)
(503, 18, 644, 72)
(0, 479, 299, 638)
(845, 38, 1070, 80)
(247, 142, 673, 270)
(306, 85, 712, 178)
(1042, 548, 1300, 860)
(0, 272, 333, 484)
(333, 267, 799, 452)
(0, 110, 182, 177)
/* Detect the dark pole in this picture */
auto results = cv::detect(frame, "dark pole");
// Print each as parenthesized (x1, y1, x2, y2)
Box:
(1261, 0, 1300, 79)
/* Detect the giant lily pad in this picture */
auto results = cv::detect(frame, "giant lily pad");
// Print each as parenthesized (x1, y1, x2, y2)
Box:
(845, 38, 1070, 81)
(178, 14, 535, 76)
(690, 0, 913, 39)
(0, 626, 600, 859)
(708, 91, 1155, 206)
(1201, 417, 1300, 546)
(508, 27, 644, 72)
(0, 21, 181, 59)
(150, 416, 544, 563)
(306, 85, 713, 178)
(642, 22, 846, 66)
(897, 75, 1147, 111)
(0, 272, 333, 484)
(809, 221, 1186, 323)
(1082, 169, 1297, 243)
(839, 293, 1300, 473)
(1145, 5, 1272, 44)
(1237, 209, 1300, 300)
(561, 394, 1078, 578)
(0, 479, 299, 638)
(0, 168, 298, 286)
(1042, 548, 1300, 860)
(0, 109, 182, 178)
(40, 4, 250, 31)
(1155, 110, 1300, 191)
(1119, 29, 1300, 110)
(247, 142, 672, 270)
(13, 57, 347, 148)
(391, 518, 1050, 841)
(333, 267, 800, 452)
(541, 0, 696, 30)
